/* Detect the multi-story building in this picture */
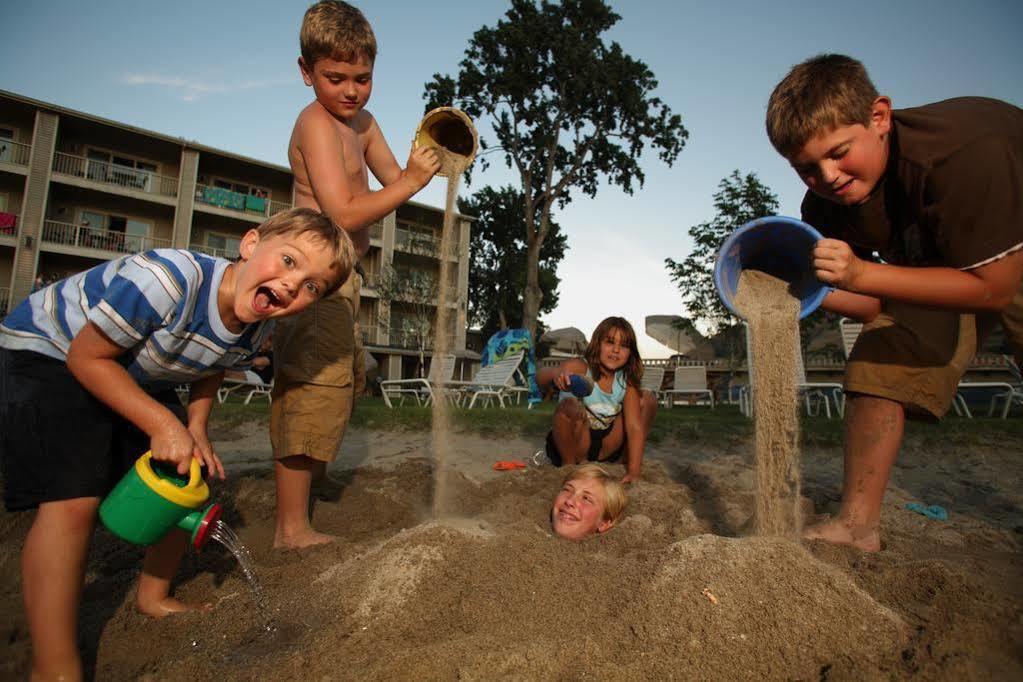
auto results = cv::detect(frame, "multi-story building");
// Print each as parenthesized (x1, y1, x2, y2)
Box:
(0, 89, 476, 383)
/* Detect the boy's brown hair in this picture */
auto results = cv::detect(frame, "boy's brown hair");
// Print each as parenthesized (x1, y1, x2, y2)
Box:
(257, 207, 354, 295)
(563, 464, 627, 525)
(766, 54, 880, 157)
(300, 1, 377, 67)
(584, 316, 643, 389)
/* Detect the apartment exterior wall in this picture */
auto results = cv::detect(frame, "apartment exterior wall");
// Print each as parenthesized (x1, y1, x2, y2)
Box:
(0, 89, 475, 384)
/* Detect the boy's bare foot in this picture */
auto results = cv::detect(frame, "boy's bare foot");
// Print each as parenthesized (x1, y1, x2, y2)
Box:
(802, 517, 881, 552)
(136, 595, 213, 619)
(273, 528, 337, 550)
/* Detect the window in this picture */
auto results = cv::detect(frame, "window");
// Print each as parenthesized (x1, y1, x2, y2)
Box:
(0, 128, 13, 163)
(86, 149, 157, 191)
(207, 232, 241, 258)
(78, 210, 151, 253)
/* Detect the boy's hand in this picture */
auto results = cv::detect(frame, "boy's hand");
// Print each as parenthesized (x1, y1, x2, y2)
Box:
(813, 238, 866, 290)
(402, 146, 440, 192)
(188, 424, 226, 480)
(149, 419, 199, 476)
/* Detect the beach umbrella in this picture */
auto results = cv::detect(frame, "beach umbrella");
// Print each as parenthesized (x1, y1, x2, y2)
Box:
(645, 315, 700, 355)
(540, 327, 588, 355)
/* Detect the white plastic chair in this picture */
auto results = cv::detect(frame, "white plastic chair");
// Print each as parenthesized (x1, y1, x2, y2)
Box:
(640, 365, 666, 406)
(217, 371, 272, 405)
(663, 365, 715, 408)
(957, 354, 1022, 419)
(380, 353, 456, 408)
(447, 350, 525, 408)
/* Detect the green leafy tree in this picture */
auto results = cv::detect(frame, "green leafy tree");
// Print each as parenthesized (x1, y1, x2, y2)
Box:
(459, 185, 566, 341)
(665, 170, 779, 333)
(424, 0, 688, 339)
(664, 171, 778, 368)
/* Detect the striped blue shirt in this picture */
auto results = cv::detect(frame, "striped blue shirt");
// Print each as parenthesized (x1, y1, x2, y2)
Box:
(0, 249, 272, 389)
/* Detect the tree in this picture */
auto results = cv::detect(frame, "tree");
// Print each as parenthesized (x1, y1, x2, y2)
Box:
(424, 0, 688, 339)
(665, 170, 780, 333)
(664, 171, 778, 368)
(459, 185, 566, 341)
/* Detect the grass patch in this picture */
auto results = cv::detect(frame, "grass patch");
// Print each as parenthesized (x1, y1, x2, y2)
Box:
(210, 395, 1023, 451)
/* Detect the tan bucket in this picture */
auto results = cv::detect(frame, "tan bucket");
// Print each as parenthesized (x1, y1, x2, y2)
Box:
(413, 107, 478, 177)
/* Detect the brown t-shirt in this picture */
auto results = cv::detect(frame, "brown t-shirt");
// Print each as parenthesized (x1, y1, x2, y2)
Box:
(802, 97, 1023, 269)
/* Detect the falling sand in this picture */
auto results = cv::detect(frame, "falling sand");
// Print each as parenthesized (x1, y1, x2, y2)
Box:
(431, 149, 470, 517)
(733, 269, 802, 536)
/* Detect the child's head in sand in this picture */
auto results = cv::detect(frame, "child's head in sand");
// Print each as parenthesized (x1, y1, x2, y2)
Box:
(551, 464, 627, 540)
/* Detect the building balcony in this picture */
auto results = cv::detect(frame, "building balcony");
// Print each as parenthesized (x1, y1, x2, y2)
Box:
(41, 219, 172, 255)
(394, 227, 440, 257)
(0, 139, 31, 169)
(194, 184, 292, 221)
(189, 243, 240, 260)
(0, 212, 18, 242)
(52, 152, 179, 200)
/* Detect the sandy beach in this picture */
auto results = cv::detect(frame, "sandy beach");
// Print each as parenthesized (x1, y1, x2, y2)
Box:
(1, 413, 1021, 680)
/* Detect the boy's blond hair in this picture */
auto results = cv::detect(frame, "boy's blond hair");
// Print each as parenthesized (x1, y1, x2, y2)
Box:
(257, 207, 354, 295)
(300, 1, 377, 67)
(564, 464, 627, 524)
(766, 54, 880, 157)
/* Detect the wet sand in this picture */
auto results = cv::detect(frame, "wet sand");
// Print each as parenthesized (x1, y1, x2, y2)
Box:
(1, 418, 1020, 679)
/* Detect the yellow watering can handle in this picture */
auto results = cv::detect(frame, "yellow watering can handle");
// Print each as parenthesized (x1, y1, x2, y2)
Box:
(135, 452, 209, 508)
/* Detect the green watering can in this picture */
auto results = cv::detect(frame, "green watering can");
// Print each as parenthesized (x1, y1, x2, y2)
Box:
(99, 452, 221, 550)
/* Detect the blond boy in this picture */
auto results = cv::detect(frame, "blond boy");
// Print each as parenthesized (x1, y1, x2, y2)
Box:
(0, 208, 352, 680)
(766, 54, 1023, 551)
(551, 464, 627, 540)
(271, 0, 439, 548)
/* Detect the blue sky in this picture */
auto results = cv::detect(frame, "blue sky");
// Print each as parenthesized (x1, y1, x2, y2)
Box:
(3, 0, 1022, 356)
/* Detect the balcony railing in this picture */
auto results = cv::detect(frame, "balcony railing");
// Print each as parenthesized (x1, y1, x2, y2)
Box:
(368, 221, 384, 240)
(395, 227, 440, 256)
(42, 220, 172, 254)
(0, 212, 18, 238)
(195, 184, 293, 219)
(189, 243, 240, 260)
(0, 287, 10, 317)
(53, 153, 179, 198)
(0, 139, 31, 166)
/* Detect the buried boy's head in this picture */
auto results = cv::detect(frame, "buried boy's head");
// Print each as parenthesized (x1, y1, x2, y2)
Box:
(551, 464, 627, 540)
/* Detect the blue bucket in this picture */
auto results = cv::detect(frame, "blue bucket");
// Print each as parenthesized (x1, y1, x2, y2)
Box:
(713, 216, 830, 320)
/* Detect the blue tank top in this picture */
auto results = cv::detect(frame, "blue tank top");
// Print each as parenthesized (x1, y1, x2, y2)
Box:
(559, 369, 626, 430)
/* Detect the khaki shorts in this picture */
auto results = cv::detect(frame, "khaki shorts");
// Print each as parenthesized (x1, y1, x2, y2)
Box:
(269, 270, 363, 462)
(847, 284, 1023, 418)
(270, 381, 354, 462)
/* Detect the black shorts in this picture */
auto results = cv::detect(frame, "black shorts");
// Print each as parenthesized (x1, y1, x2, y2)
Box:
(544, 423, 624, 468)
(0, 348, 186, 511)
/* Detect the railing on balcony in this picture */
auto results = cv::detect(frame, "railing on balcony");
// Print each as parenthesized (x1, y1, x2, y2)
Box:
(0, 212, 18, 238)
(394, 227, 440, 256)
(189, 243, 240, 260)
(0, 287, 10, 317)
(41, 220, 172, 255)
(0, 139, 31, 166)
(195, 184, 293, 219)
(52, 153, 178, 198)
(360, 271, 380, 290)
(368, 221, 384, 240)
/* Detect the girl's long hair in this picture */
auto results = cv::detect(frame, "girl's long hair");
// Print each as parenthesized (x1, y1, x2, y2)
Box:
(584, 317, 643, 389)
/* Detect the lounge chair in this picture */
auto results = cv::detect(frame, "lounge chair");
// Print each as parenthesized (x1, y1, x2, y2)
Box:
(217, 371, 272, 405)
(640, 365, 666, 406)
(663, 365, 714, 408)
(380, 353, 456, 408)
(447, 350, 525, 408)
(956, 354, 1022, 418)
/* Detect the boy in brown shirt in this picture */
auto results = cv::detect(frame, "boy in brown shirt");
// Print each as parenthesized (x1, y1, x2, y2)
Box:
(272, 0, 439, 548)
(766, 54, 1023, 551)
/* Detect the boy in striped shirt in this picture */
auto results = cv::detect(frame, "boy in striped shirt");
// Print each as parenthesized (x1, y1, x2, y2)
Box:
(0, 207, 353, 681)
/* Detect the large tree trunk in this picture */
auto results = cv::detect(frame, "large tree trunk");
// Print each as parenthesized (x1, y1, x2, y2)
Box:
(522, 234, 543, 340)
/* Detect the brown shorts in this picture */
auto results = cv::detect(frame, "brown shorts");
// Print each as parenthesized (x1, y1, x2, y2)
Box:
(270, 381, 354, 462)
(846, 285, 1023, 418)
